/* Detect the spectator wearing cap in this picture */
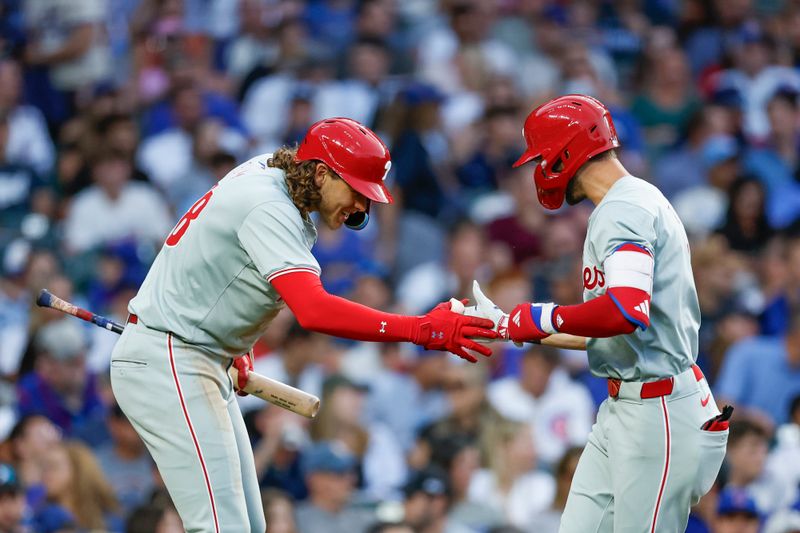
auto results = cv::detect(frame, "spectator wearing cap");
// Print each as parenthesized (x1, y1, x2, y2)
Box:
(716, 311, 800, 427)
(16, 320, 107, 446)
(93, 403, 154, 516)
(382, 81, 450, 217)
(0, 464, 28, 533)
(310, 374, 406, 502)
(402, 466, 471, 533)
(487, 345, 593, 468)
(714, 487, 761, 533)
(294, 441, 375, 533)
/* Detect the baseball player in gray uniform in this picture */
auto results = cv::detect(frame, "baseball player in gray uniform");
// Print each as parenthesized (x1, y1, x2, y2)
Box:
(110, 118, 497, 532)
(465, 95, 732, 532)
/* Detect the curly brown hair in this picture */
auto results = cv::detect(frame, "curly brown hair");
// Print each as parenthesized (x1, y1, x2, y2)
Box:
(268, 147, 321, 216)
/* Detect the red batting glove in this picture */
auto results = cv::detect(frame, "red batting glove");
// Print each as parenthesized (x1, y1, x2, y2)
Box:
(414, 301, 499, 362)
(233, 352, 254, 396)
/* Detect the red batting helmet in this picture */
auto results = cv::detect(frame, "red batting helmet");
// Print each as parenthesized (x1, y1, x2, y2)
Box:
(297, 117, 393, 205)
(512, 94, 619, 210)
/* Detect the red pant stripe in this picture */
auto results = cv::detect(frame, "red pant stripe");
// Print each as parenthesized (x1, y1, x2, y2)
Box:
(167, 333, 220, 533)
(651, 396, 672, 533)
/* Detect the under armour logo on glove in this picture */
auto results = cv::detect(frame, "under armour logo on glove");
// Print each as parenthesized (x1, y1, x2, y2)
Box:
(414, 300, 498, 363)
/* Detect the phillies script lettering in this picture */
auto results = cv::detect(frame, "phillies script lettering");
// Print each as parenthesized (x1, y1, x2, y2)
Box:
(583, 266, 605, 290)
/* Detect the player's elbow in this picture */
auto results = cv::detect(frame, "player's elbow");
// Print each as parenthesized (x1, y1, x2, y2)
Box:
(619, 320, 638, 335)
(292, 307, 325, 331)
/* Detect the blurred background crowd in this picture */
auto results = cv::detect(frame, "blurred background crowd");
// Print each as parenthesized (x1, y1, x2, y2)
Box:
(1, 0, 800, 531)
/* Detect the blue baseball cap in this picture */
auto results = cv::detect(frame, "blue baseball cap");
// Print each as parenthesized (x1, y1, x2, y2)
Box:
(717, 487, 760, 518)
(302, 441, 357, 476)
(399, 83, 445, 106)
(701, 135, 739, 169)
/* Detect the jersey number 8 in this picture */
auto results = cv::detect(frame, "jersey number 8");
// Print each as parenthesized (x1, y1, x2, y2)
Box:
(165, 188, 215, 247)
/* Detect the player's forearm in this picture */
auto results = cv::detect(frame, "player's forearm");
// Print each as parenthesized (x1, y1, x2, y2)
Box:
(552, 293, 638, 338)
(271, 272, 422, 343)
(511, 292, 637, 343)
(540, 333, 588, 350)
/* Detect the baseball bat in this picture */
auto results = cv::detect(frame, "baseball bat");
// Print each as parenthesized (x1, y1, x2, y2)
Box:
(36, 289, 320, 418)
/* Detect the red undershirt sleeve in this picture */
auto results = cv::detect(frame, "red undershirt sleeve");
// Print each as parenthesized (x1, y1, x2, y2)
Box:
(271, 271, 422, 343)
(552, 290, 643, 338)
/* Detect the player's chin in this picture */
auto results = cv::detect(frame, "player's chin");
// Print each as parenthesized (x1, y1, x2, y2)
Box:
(323, 214, 344, 230)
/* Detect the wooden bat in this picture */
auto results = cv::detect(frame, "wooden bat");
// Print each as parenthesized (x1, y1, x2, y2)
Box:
(36, 289, 320, 418)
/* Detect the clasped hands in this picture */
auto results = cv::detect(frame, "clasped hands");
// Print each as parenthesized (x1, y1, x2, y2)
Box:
(451, 280, 558, 345)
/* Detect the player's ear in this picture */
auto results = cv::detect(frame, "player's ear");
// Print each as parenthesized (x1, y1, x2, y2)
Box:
(313, 163, 328, 187)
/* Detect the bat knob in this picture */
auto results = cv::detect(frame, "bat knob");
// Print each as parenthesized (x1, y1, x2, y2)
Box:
(36, 289, 53, 308)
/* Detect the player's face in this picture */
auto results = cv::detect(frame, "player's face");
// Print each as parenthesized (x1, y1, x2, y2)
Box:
(317, 169, 368, 230)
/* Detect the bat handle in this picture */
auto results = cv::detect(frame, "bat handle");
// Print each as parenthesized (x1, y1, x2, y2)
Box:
(94, 315, 125, 334)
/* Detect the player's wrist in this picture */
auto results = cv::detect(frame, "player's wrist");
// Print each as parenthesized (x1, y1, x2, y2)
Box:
(508, 302, 559, 342)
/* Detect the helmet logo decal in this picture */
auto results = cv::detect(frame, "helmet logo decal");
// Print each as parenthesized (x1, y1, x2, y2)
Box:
(382, 161, 392, 181)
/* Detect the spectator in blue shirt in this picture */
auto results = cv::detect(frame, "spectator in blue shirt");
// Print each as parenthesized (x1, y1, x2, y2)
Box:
(16, 320, 107, 447)
(715, 315, 800, 425)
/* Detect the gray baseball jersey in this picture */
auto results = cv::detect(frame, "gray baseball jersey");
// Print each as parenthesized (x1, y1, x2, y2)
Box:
(559, 175, 725, 533)
(129, 154, 320, 357)
(583, 175, 701, 381)
(113, 154, 319, 531)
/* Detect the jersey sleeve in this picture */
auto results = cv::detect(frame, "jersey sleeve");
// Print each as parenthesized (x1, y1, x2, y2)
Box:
(590, 201, 657, 330)
(236, 201, 321, 282)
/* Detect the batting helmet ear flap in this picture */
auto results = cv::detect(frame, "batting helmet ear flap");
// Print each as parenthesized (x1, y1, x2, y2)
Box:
(345, 201, 370, 230)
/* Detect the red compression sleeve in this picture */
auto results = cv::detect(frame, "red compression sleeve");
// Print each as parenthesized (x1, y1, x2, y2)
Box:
(271, 271, 421, 342)
(552, 290, 644, 338)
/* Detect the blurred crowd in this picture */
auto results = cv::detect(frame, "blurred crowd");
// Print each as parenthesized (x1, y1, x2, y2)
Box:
(2, 0, 800, 532)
